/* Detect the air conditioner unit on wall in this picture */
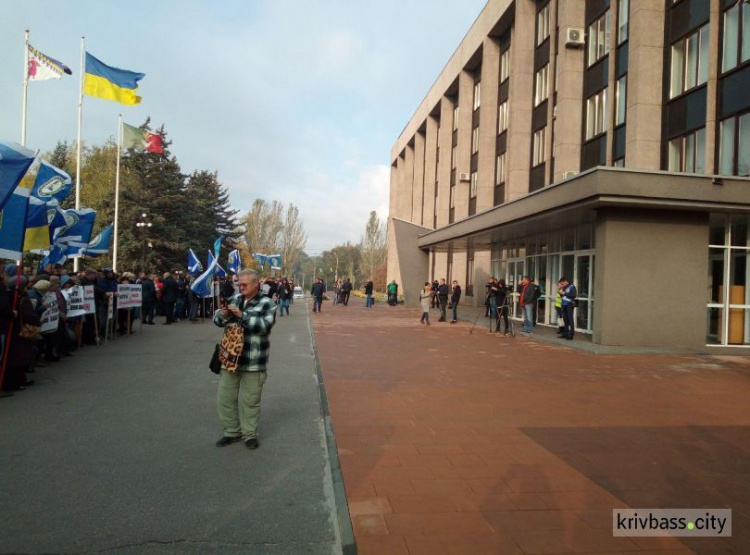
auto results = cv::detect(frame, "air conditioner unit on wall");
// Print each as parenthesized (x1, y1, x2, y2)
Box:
(565, 28, 585, 48)
(459, 172, 471, 182)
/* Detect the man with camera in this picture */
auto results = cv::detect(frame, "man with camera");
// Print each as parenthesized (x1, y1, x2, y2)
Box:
(214, 269, 277, 450)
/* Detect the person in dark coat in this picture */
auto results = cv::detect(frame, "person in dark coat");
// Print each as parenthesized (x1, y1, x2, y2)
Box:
(139, 273, 157, 325)
(2, 277, 39, 392)
(161, 272, 178, 325)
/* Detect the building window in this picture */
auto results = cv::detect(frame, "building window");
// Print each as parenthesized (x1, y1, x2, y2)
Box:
(500, 49, 510, 83)
(452, 105, 459, 130)
(588, 11, 611, 66)
(618, 0, 629, 44)
(533, 127, 546, 167)
(586, 88, 608, 140)
(615, 76, 626, 126)
(496, 152, 506, 185)
(537, 3, 550, 45)
(498, 101, 509, 134)
(668, 127, 706, 173)
(449, 184, 456, 208)
(719, 112, 750, 176)
(535, 64, 549, 107)
(613, 158, 625, 167)
(451, 145, 457, 169)
(470, 171, 478, 199)
(722, 0, 750, 73)
(471, 126, 479, 154)
(670, 25, 709, 98)
(473, 81, 481, 111)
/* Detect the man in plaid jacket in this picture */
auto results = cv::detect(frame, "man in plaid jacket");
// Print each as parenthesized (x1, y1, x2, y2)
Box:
(213, 269, 277, 450)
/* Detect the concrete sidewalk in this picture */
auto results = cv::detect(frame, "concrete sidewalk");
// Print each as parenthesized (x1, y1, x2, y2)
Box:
(0, 303, 346, 554)
(312, 303, 750, 554)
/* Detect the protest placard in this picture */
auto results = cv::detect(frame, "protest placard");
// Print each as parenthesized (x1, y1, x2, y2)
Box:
(40, 293, 59, 333)
(117, 284, 142, 310)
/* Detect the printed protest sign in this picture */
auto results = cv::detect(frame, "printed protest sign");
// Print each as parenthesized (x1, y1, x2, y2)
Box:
(40, 292, 59, 333)
(117, 284, 142, 309)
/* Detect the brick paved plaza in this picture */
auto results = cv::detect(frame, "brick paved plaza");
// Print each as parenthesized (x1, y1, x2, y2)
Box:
(313, 304, 750, 554)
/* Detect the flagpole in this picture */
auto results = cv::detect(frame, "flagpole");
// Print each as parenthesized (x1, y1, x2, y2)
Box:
(113, 114, 122, 272)
(21, 30, 29, 146)
(74, 36, 85, 273)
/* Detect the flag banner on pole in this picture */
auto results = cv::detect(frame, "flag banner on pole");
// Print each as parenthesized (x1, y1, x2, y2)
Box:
(31, 161, 72, 202)
(84, 53, 145, 106)
(28, 44, 72, 81)
(53, 208, 96, 247)
(267, 254, 282, 271)
(188, 248, 203, 274)
(208, 251, 227, 278)
(122, 122, 163, 154)
(81, 224, 113, 256)
(23, 196, 51, 251)
(0, 142, 36, 211)
(0, 181, 32, 259)
(252, 252, 267, 268)
(47, 200, 67, 236)
(191, 254, 218, 298)
(40, 244, 67, 268)
(227, 249, 241, 274)
(214, 237, 222, 259)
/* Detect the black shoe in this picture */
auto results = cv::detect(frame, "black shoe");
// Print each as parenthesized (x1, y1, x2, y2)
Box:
(565, 336, 574, 340)
(450, 320, 457, 323)
(216, 436, 242, 447)
(24, 380, 35, 386)
(44, 355, 61, 362)
(245, 438, 260, 450)
(163, 322, 172, 325)
(148, 322, 155, 325)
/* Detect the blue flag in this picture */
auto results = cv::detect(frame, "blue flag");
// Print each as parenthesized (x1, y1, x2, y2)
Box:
(0, 142, 36, 212)
(214, 237, 222, 258)
(267, 254, 282, 270)
(54, 208, 96, 247)
(190, 253, 218, 298)
(188, 248, 203, 274)
(31, 161, 72, 203)
(252, 252, 267, 268)
(82, 224, 114, 256)
(40, 244, 67, 269)
(227, 249, 241, 274)
(0, 181, 33, 259)
(208, 251, 227, 278)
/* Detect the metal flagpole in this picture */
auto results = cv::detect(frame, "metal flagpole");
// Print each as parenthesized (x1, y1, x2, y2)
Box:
(21, 30, 29, 146)
(74, 36, 85, 273)
(113, 114, 122, 272)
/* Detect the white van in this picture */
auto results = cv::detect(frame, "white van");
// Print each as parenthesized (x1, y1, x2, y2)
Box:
(293, 286, 304, 299)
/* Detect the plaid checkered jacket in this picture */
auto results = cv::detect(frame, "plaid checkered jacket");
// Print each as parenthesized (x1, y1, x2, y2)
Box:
(213, 293, 277, 372)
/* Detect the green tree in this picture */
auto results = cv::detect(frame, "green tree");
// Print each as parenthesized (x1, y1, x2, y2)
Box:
(359, 211, 386, 285)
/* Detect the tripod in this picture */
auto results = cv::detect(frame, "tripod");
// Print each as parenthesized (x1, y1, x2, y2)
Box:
(469, 290, 491, 334)
(494, 294, 515, 338)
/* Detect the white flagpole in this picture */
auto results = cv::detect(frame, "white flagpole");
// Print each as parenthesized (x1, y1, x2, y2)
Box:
(21, 30, 29, 146)
(113, 114, 122, 272)
(74, 36, 85, 273)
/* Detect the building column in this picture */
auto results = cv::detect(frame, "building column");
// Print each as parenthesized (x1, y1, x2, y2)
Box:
(705, 0, 721, 173)
(625, 1, 666, 170)
(456, 70, 474, 220)
(553, 0, 585, 181)
(437, 97, 455, 228)
(423, 115, 439, 228)
(403, 143, 416, 221)
(478, 37, 501, 212)
(506, 0, 536, 200)
(412, 131, 426, 225)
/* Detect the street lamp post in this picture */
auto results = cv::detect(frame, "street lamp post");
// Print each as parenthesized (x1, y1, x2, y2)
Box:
(135, 213, 152, 272)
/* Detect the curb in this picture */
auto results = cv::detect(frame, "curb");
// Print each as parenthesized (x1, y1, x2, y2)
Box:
(306, 309, 357, 555)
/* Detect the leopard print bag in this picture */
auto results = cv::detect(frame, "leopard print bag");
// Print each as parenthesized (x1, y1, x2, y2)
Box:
(218, 323, 245, 372)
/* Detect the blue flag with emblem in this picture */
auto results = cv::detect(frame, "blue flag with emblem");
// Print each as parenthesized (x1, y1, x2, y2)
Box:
(267, 253, 282, 270)
(0, 179, 33, 259)
(252, 252, 267, 268)
(188, 248, 203, 274)
(81, 224, 114, 256)
(54, 208, 96, 246)
(0, 142, 36, 212)
(39, 244, 67, 268)
(208, 251, 227, 278)
(227, 249, 241, 274)
(31, 161, 72, 203)
(190, 251, 218, 298)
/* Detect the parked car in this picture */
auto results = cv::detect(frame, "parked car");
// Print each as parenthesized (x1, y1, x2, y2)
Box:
(293, 286, 304, 299)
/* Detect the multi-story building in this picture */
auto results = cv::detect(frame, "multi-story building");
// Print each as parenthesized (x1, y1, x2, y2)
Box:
(387, 0, 750, 349)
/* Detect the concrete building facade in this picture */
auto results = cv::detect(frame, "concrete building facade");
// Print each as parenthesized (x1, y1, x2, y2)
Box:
(388, 0, 750, 349)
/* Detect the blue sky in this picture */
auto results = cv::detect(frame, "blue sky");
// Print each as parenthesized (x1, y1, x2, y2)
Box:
(1, 1, 486, 253)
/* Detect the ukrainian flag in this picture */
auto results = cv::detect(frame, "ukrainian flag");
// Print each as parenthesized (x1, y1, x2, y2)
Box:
(84, 53, 145, 105)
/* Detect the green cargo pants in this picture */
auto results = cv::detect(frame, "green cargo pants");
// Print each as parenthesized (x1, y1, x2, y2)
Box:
(217, 369, 267, 439)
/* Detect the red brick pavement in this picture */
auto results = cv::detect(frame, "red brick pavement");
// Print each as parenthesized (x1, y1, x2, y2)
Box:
(312, 304, 750, 554)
